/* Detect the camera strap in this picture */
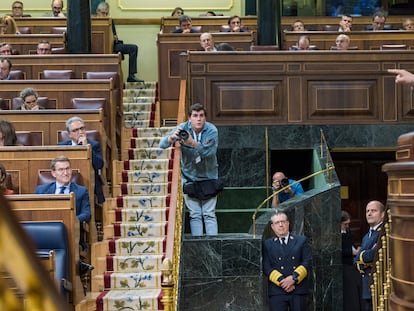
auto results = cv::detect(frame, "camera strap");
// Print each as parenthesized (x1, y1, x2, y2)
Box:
(191, 131, 202, 143)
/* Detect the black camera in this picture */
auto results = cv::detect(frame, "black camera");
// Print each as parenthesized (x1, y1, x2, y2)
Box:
(178, 130, 189, 140)
(280, 178, 289, 188)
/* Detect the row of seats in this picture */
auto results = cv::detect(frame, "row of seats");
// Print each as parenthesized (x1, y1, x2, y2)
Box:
(14, 26, 67, 34)
(0, 97, 106, 110)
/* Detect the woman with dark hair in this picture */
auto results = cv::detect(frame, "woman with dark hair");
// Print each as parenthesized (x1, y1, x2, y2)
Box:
(0, 119, 17, 146)
(0, 163, 13, 194)
(171, 7, 184, 17)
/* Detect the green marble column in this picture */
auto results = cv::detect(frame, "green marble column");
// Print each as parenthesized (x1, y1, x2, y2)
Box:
(257, 0, 282, 46)
(67, 0, 91, 53)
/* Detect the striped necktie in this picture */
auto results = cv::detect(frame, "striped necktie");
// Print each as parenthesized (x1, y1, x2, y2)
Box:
(59, 186, 66, 194)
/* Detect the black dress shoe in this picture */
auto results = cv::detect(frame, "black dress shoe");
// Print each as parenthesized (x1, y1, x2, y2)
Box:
(79, 260, 94, 275)
(127, 76, 145, 83)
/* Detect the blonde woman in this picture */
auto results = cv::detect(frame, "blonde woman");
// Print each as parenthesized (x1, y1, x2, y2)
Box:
(0, 15, 20, 34)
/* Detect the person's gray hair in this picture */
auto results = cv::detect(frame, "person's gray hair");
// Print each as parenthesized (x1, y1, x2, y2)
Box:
(96, 1, 109, 12)
(19, 87, 38, 101)
(65, 116, 84, 132)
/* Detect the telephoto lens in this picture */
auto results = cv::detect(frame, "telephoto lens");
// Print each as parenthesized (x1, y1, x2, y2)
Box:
(178, 130, 189, 140)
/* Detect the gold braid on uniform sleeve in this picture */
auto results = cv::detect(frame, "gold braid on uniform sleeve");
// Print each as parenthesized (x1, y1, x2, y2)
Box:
(293, 265, 308, 284)
(269, 269, 283, 286)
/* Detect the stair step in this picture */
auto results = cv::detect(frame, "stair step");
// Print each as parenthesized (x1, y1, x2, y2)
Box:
(110, 222, 167, 238)
(127, 147, 173, 160)
(123, 159, 173, 171)
(108, 237, 166, 256)
(120, 182, 171, 196)
(106, 254, 164, 272)
(96, 289, 162, 311)
(111, 208, 168, 223)
(115, 195, 170, 208)
(121, 170, 172, 183)
(128, 127, 174, 138)
(103, 271, 162, 290)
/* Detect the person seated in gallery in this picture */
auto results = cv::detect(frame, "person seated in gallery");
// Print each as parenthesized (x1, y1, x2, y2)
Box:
(291, 20, 306, 32)
(17, 88, 45, 110)
(402, 18, 414, 31)
(290, 35, 317, 51)
(172, 15, 200, 33)
(227, 15, 248, 32)
(171, 7, 184, 17)
(338, 14, 353, 32)
(0, 15, 20, 34)
(9, 1, 31, 18)
(216, 42, 235, 51)
(334, 34, 351, 50)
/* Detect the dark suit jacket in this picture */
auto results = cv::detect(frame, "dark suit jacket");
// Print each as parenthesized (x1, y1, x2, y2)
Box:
(58, 139, 105, 203)
(172, 28, 200, 33)
(354, 224, 383, 299)
(263, 234, 312, 296)
(34, 182, 91, 223)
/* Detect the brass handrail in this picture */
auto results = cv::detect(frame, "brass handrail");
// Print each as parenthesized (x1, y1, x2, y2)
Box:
(252, 165, 335, 238)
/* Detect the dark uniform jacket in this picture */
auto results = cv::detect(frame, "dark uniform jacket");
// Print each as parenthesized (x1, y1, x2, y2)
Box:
(263, 234, 312, 296)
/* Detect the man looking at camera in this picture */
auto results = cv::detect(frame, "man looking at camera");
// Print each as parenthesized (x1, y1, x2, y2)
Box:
(272, 171, 304, 208)
(159, 103, 220, 236)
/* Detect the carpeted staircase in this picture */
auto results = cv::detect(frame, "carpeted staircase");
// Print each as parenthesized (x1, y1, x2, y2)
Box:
(93, 81, 175, 311)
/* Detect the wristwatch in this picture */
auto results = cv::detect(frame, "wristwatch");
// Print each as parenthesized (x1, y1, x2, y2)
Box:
(292, 272, 298, 284)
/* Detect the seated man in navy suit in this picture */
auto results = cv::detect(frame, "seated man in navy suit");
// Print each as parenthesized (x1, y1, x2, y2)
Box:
(34, 155, 93, 275)
(35, 155, 91, 222)
(58, 116, 105, 205)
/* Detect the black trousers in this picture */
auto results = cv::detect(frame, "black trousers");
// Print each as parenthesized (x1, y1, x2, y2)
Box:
(343, 264, 363, 311)
(114, 42, 138, 77)
(269, 293, 307, 311)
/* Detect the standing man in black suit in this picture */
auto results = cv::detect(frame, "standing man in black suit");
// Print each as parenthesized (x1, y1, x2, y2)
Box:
(58, 116, 105, 205)
(263, 212, 312, 311)
(96, 1, 143, 83)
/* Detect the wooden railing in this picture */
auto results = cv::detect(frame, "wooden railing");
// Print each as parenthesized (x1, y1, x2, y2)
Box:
(0, 194, 70, 311)
(162, 79, 187, 311)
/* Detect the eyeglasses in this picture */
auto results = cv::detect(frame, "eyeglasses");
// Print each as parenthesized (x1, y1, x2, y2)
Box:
(37, 48, 50, 51)
(55, 167, 71, 173)
(70, 126, 86, 133)
(273, 220, 288, 225)
(13, 6, 23, 9)
(24, 99, 37, 104)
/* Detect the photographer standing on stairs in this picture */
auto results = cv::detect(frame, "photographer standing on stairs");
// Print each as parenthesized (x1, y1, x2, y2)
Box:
(160, 103, 222, 236)
(272, 171, 304, 208)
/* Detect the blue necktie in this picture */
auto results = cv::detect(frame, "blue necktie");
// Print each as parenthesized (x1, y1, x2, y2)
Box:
(59, 186, 66, 194)
(369, 229, 374, 238)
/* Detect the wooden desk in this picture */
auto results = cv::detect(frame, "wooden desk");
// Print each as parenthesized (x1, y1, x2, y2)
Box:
(0, 79, 117, 162)
(7, 54, 122, 80)
(0, 34, 66, 55)
(8, 194, 83, 306)
(283, 30, 414, 50)
(281, 15, 414, 31)
(157, 32, 254, 120)
(14, 17, 113, 54)
(185, 50, 414, 126)
(160, 16, 258, 34)
(0, 109, 111, 189)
